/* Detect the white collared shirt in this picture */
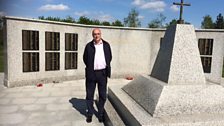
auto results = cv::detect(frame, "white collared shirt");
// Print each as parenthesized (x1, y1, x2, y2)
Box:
(94, 41, 106, 70)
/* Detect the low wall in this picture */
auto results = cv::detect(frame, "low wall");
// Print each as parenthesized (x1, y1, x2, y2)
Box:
(3, 16, 224, 87)
(3, 16, 165, 87)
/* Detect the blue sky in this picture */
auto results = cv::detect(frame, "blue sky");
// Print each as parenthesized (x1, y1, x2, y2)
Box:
(0, 0, 223, 28)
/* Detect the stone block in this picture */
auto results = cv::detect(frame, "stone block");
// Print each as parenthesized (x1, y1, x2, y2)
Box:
(122, 75, 164, 116)
(123, 75, 224, 117)
(109, 83, 224, 126)
(151, 24, 205, 85)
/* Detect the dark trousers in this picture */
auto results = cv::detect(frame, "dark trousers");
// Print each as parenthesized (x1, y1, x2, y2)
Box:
(86, 69, 107, 116)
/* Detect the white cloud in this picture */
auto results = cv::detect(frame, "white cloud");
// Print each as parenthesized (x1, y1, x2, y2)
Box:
(138, 15, 145, 20)
(141, 1, 166, 12)
(132, 0, 143, 6)
(39, 4, 69, 11)
(74, 11, 90, 17)
(98, 14, 113, 22)
(132, 0, 166, 12)
(74, 11, 114, 22)
(170, 5, 179, 12)
(93, 11, 114, 22)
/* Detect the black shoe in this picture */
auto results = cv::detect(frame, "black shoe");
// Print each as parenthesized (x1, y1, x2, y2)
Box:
(86, 116, 92, 123)
(98, 115, 104, 123)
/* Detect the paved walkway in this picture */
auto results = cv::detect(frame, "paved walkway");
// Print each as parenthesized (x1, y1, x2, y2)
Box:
(0, 76, 130, 126)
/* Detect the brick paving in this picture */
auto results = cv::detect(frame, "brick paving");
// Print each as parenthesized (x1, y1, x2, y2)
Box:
(0, 73, 130, 126)
(0, 78, 103, 126)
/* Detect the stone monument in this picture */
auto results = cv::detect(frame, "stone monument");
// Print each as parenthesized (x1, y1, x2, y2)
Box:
(122, 24, 219, 118)
(106, 1, 224, 125)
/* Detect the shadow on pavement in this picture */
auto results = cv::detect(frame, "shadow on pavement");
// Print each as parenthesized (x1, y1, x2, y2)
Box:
(69, 98, 87, 117)
(69, 98, 98, 118)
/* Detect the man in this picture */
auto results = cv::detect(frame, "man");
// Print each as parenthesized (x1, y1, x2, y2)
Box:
(83, 28, 112, 123)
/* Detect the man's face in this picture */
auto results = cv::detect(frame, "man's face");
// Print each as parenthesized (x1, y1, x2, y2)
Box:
(92, 29, 101, 43)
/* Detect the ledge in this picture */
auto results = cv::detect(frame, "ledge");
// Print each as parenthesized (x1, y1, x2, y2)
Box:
(3, 16, 166, 31)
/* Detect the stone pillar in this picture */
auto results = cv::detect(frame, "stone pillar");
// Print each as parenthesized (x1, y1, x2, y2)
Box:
(150, 24, 206, 85)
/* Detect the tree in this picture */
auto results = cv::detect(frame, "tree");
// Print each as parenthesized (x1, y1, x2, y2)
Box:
(148, 13, 166, 28)
(0, 17, 3, 29)
(45, 16, 61, 22)
(0, 27, 2, 46)
(185, 21, 191, 24)
(201, 15, 214, 29)
(0, 15, 3, 48)
(92, 19, 101, 25)
(38, 16, 76, 23)
(148, 19, 160, 28)
(62, 16, 75, 23)
(124, 8, 141, 27)
(77, 16, 92, 25)
(101, 21, 111, 26)
(214, 13, 224, 29)
(38, 16, 45, 20)
(112, 20, 123, 27)
(165, 19, 178, 27)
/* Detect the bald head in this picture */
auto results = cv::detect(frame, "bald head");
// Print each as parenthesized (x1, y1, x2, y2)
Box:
(92, 28, 101, 36)
(92, 28, 102, 44)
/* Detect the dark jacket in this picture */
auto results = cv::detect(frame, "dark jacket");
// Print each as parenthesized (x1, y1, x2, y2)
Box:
(83, 39, 112, 80)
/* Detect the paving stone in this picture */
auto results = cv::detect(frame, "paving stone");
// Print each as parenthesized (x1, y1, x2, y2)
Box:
(71, 91, 86, 96)
(35, 97, 58, 104)
(53, 83, 70, 87)
(21, 104, 45, 111)
(57, 110, 82, 121)
(21, 85, 36, 89)
(0, 93, 6, 98)
(43, 121, 72, 126)
(50, 121, 72, 126)
(70, 87, 86, 91)
(0, 98, 11, 105)
(50, 91, 71, 97)
(31, 92, 50, 97)
(72, 120, 104, 126)
(15, 122, 41, 126)
(0, 113, 26, 125)
(46, 103, 73, 111)
(21, 88, 42, 92)
(5, 93, 25, 98)
(57, 96, 72, 103)
(12, 98, 37, 105)
(0, 106, 19, 113)
(27, 112, 58, 123)
(3, 88, 21, 93)
(70, 95, 85, 99)
(0, 78, 120, 126)
(41, 87, 61, 92)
